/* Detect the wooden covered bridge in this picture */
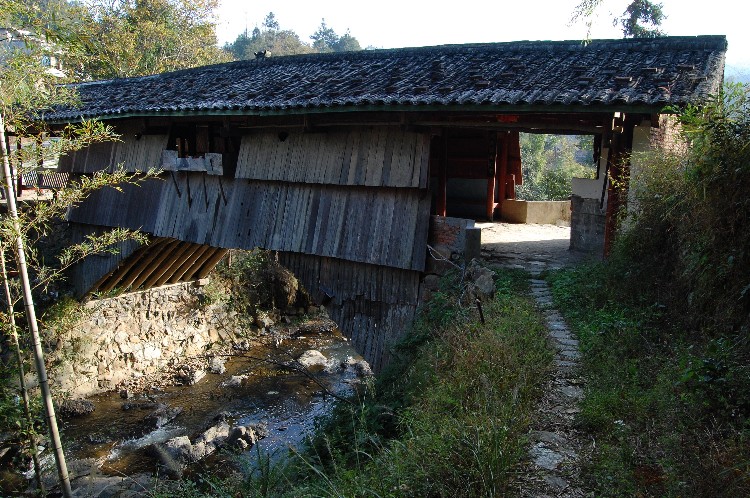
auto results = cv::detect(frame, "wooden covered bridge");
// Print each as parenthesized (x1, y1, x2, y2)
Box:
(42, 36, 726, 369)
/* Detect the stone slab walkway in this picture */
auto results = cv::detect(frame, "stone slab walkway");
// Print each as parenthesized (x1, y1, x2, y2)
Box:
(478, 222, 591, 497)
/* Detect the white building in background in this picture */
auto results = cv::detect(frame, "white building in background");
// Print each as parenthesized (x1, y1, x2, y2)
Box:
(1, 27, 66, 77)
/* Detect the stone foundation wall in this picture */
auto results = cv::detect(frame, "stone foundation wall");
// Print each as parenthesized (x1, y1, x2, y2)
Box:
(46, 280, 243, 398)
(570, 195, 605, 254)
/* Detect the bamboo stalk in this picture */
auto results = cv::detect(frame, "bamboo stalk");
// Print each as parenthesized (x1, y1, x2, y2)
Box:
(1, 113, 73, 497)
(0, 245, 44, 494)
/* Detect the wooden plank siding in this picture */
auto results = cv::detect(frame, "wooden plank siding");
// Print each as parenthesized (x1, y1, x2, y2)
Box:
(59, 134, 168, 174)
(68, 175, 431, 271)
(279, 251, 421, 371)
(236, 128, 430, 189)
(64, 123, 433, 370)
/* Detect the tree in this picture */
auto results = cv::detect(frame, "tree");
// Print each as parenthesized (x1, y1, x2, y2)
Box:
(572, 0, 666, 39)
(310, 19, 361, 53)
(516, 134, 596, 201)
(616, 0, 665, 38)
(310, 18, 339, 52)
(66, 0, 232, 80)
(332, 30, 362, 53)
(1, 1, 151, 495)
(262, 11, 279, 31)
(224, 13, 361, 60)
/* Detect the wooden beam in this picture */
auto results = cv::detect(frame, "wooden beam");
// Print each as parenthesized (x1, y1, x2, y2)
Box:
(437, 136, 447, 217)
(128, 240, 184, 291)
(486, 132, 498, 221)
(154, 242, 198, 286)
(604, 113, 636, 257)
(168, 244, 211, 284)
(95, 238, 168, 295)
(182, 247, 221, 282)
(140, 241, 193, 289)
(119, 239, 179, 291)
(497, 132, 507, 208)
(508, 131, 522, 187)
(196, 248, 229, 279)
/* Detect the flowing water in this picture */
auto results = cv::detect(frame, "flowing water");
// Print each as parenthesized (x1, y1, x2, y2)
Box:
(57, 329, 364, 483)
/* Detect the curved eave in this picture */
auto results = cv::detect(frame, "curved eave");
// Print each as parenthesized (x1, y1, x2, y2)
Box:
(42, 101, 679, 125)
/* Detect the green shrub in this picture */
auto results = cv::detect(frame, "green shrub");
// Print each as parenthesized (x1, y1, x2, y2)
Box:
(546, 85, 750, 494)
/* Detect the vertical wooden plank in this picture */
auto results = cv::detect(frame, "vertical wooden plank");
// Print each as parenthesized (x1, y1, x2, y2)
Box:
(486, 132, 498, 221)
(417, 133, 431, 189)
(235, 135, 251, 178)
(437, 136, 447, 216)
(368, 127, 386, 186)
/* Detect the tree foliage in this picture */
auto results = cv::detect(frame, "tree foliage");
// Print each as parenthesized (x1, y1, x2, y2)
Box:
(224, 12, 361, 60)
(516, 134, 596, 201)
(572, 0, 666, 38)
(617, 0, 665, 38)
(224, 26, 313, 59)
(65, 0, 231, 80)
(1, 2, 155, 491)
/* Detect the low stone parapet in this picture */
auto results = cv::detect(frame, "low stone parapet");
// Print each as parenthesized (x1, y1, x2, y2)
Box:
(501, 199, 571, 225)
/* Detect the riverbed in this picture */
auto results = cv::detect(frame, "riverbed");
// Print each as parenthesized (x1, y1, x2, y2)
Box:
(37, 327, 366, 495)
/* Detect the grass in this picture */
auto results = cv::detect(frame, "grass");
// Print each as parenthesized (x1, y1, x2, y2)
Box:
(151, 267, 553, 497)
(546, 264, 750, 497)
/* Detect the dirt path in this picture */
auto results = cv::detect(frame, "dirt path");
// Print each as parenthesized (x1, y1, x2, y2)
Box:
(479, 222, 591, 497)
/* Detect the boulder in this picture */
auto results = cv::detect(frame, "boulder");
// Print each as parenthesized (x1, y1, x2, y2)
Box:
(155, 420, 231, 470)
(297, 350, 328, 369)
(58, 398, 95, 418)
(226, 425, 258, 449)
(255, 312, 275, 329)
(222, 374, 246, 388)
(351, 359, 374, 377)
(466, 259, 496, 301)
(175, 365, 206, 385)
(145, 403, 183, 428)
(122, 399, 158, 411)
(208, 356, 227, 375)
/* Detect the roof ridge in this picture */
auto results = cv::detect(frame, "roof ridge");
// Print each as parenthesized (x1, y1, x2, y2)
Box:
(73, 35, 728, 87)
(48, 35, 728, 122)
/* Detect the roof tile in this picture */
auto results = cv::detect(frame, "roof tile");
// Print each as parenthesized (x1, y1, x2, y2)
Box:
(45, 36, 727, 121)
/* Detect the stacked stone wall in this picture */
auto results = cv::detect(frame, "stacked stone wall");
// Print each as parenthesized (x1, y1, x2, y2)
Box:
(46, 280, 243, 398)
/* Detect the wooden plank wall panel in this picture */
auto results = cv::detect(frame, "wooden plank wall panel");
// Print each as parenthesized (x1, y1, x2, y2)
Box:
(65, 135, 167, 174)
(68, 176, 431, 271)
(279, 252, 420, 306)
(112, 135, 168, 173)
(279, 251, 420, 371)
(236, 128, 429, 188)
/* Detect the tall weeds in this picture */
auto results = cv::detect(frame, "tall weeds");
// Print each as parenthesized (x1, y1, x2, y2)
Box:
(548, 83, 750, 496)
(152, 268, 552, 497)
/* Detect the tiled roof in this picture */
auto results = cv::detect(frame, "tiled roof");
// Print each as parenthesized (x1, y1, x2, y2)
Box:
(45, 36, 727, 121)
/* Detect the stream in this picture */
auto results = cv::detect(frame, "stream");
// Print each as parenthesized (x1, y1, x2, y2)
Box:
(42, 328, 366, 494)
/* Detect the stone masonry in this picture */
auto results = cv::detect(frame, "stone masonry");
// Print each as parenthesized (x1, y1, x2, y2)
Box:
(46, 280, 243, 398)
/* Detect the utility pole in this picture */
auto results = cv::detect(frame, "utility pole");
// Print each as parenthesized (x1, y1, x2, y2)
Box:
(0, 113, 73, 497)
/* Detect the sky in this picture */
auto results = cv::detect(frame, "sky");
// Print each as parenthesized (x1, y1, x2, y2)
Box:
(214, 0, 748, 72)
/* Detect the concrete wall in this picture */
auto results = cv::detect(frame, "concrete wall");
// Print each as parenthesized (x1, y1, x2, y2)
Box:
(45, 281, 243, 398)
(501, 200, 571, 225)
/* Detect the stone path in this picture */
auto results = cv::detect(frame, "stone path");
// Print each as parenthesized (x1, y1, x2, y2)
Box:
(478, 222, 590, 497)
